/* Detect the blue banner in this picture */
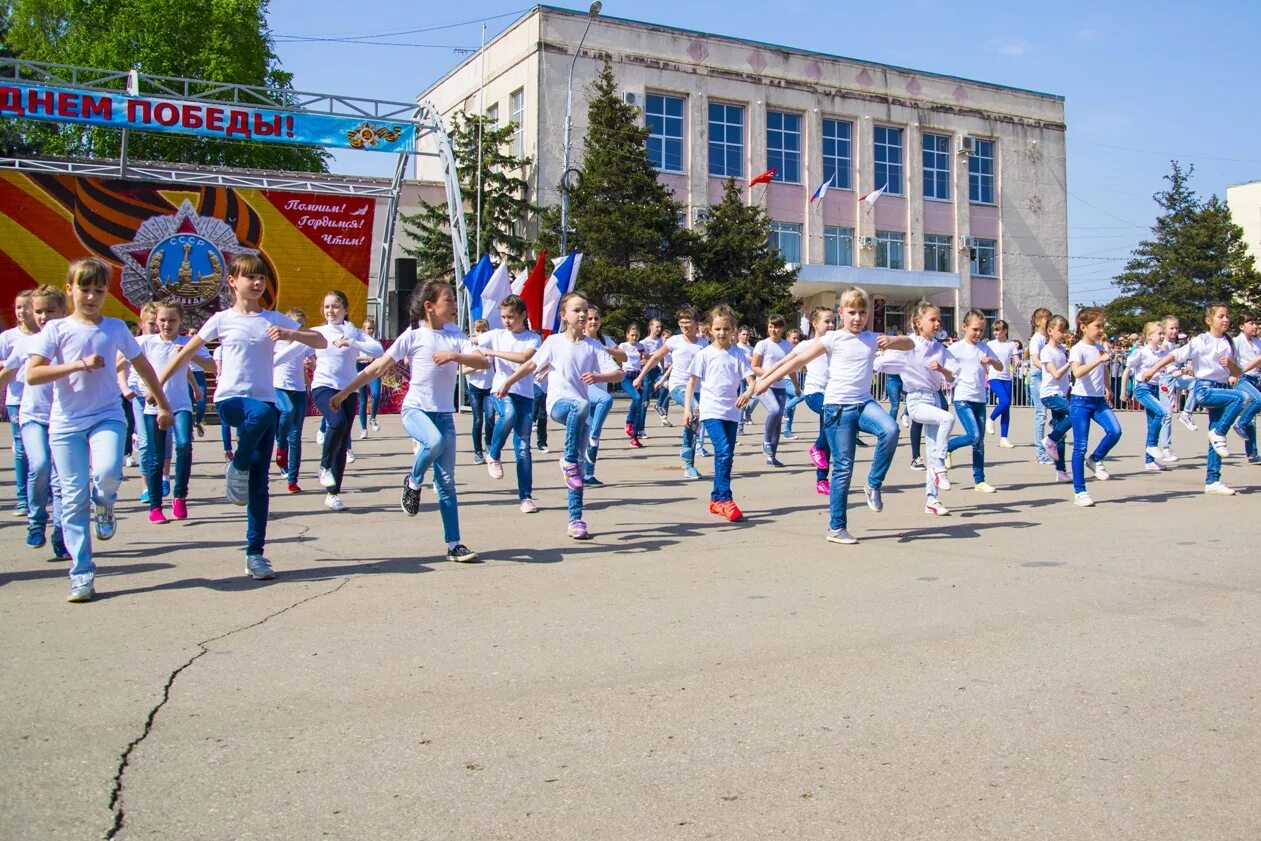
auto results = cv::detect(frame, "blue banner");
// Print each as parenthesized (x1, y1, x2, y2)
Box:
(0, 81, 416, 154)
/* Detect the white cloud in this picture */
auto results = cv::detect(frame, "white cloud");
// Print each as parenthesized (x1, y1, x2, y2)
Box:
(985, 38, 1034, 58)
(1075, 27, 1100, 43)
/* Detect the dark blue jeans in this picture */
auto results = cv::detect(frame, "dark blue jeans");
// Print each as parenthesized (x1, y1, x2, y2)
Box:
(622, 372, 643, 429)
(637, 367, 660, 435)
(192, 370, 208, 425)
(215, 397, 276, 556)
(884, 374, 903, 420)
(702, 418, 737, 502)
(142, 410, 192, 507)
(1040, 394, 1072, 471)
(312, 387, 358, 495)
(490, 393, 535, 500)
(948, 400, 987, 483)
(274, 388, 307, 484)
(468, 383, 494, 457)
(988, 379, 1012, 437)
(1068, 396, 1122, 493)
(803, 392, 828, 481)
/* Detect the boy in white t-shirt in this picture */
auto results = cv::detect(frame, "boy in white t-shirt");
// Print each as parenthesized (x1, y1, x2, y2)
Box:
(635, 308, 708, 480)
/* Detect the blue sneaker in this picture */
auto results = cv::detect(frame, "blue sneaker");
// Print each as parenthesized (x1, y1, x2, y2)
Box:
(161, 478, 170, 496)
(683, 463, 701, 480)
(762, 442, 773, 458)
(138, 488, 150, 503)
(584, 476, 604, 486)
(26, 530, 46, 549)
(472, 452, 486, 465)
(51, 531, 70, 561)
(699, 446, 712, 457)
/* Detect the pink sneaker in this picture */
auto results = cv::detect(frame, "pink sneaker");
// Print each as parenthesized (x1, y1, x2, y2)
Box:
(486, 458, 504, 479)
(560, 460, 584, 490)
(815, 479, 830, 496)
(567, 519, 590, 540)
(809, 444, 828, 470)
(519, 497, 538, 514)
(148, 508, 168, 524)
(171, 498, 188, 520)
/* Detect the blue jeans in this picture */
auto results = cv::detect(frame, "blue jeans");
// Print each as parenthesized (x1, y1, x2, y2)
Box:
(948, 400, 988, 483)
(467, 383, 494, 458)
(20, 421, 62, 543)
(356, 360, 382, 430)
(1132, 383, 1167, 463)
(550, 398, 590, 522)
(216, 397, 276, 556)
(803, 392, 828, 481)
(669, 385, 698, 465)
(821, 403, 864, 532)
(637, 367, 660, 434)
(131, 396, 150, 467)
(490, 393, 535, 500)
(192, 370, 208, 425)
(533, 384, 548, 448)
(584, 388, 614, 479)
(1237, 377, 1261, 457)
(908, 391, 947, 462)
(50, 418, 125, 585)
(1068, 396, 1122, 493)
(858, 398, 898, 489)
(274, 388, 307, 484)
(143, 411, 192, 506)
(783, 379, 799, 430)
(884, 374, 904, 420)
(1030, 371, 1047, 460)
(1041, 394, 1072, 472)
(401, 408, 460, 543)
(760, 387, 787, 455)
(989, 379, 1012, 437)
(1193, 380, 1245, 484)
(7, 403, 27, 510)
(622, 372, 643, 429)
(703, 419, 737, 502)
(312, 387, 358, 494)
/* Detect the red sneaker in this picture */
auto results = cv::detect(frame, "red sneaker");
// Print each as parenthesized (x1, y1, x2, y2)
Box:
(629, 437, 644, 449)
(719, 501, 744, 522)
(224, 450, 233, 463)
(287, 483, 302, 494)
(708, 500, 723, 515)
(624, 423, 635, 438)
(276, 449, 288, 470)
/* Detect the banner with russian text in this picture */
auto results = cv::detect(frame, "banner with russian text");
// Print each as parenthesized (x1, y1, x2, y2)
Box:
(0, 81, 416, 153)
(0, 172, 376, 328)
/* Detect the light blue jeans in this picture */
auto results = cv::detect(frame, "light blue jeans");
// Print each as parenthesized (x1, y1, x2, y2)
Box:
(1193, 380, 1245, 485)
(1237, 377, 1261, 458)
(550, 398, 589, 522)
(1030, 371, 1047, 460)
(20, 420, 63, 542)
(858, 398, 899, 489)
(7, 402, 27, 510)
(490, 393, 535, 500)
(821, 403, 864, 532)
(50, 419, 126, 586)
(402, 408, 460, 544)
(584, 388, 614, 479)
(905, 392, 954, 501)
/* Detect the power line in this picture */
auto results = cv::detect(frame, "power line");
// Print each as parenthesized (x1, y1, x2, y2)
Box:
(274, 10, 526, 43)
(1073, 138, 1261, 166)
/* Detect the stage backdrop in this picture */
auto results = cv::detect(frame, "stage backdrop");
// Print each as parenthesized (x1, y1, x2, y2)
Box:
(0, 172, 375, 327)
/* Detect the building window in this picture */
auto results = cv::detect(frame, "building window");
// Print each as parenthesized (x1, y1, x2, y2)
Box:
(939, 306, 956, 337)
(874, 125, 904, 195)
(924, 234, 953, 272)
(824, 226, 853, 266)
(970, 238, 997, 276)
(981, 309, 999, 335)
(768, 222, 802, 264)
(969, 138, 995, 204)
(485, 103, 499, 128)
(884, 303, 906, 334)
(509, 88, 525, 159)
(645, 93, 685, 173)
(821, 119, 853, 190)
(766, 110, 801, 183)
(708, 102, 745, 178)
(875, 230, 905, 269)
(922, 133, 951, 201)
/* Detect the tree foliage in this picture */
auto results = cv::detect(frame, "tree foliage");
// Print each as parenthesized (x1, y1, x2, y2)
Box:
(400, 113, 534, 281)
(1103, 162, 1260, 335)
(1, 0, 328, 171)
(691, 178, 799, 328)
(538, 59, 694, 336)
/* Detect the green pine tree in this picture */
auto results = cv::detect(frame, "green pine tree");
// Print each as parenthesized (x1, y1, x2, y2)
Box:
(1103, 162, 1261, 334)
(539, 59, 694, 336)
(400, 113, 534, 281)
(691, 178, 799, 328)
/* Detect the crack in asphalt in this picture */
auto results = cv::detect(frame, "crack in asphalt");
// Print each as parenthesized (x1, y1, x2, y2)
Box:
(103, 577, 350, 840)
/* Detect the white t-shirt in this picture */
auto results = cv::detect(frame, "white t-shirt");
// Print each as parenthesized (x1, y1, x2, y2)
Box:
(947, 340, 997, 403)
(1174, 332, 1234, 383)
(465, 337, 496, 390)
(817, 330, 880, 405)
(5, 330, 55, 426)
(311, 322, 383, 391)
(388, 323, 476, 413)
(0, 326, 32, 405)
(477, 328, 542, 398)
(987, 339, 1018, 382)
(791, 338, 831, 396)
(273, 340, 315, 392)
(752, 338, 792, 387)
(687, 344, 753, 422)
(899, 335, 949, 394)
(33, 317, 140, 433)
(587, 336, 619, 395)
(1029, 331, 1047, 373)
(137, 334, 203, 414)
(198, 309, 299, 404)
(1234, 333, 1261, 378)
(1068, 342, 1108, 397)
(531, 333, 619, 412)
(618, 341, 645, 373)
(1039, 345, 1070, 398)
(1125, 345, 1167, 384)
(874, 348, 907, 375)
(665, 335, 708, 391)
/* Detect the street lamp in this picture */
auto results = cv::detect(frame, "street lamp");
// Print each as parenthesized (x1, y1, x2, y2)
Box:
(560, 1, 602, 254)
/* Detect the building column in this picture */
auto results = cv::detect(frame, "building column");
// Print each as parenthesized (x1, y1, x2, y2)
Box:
(857, 116, 875, 267)
(906, 125, 924, 272)
(804, 107, 824, 265)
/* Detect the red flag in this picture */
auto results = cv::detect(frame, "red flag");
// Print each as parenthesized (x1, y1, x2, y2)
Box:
(749, 168, 777, 187)
(521, 250, 548, 335)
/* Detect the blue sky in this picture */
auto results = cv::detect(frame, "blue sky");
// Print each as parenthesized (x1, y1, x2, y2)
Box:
(268, 1, 1261, 308)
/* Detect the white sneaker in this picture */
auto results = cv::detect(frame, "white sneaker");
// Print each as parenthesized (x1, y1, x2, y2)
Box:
(1055, 469, 1071, 482)
(974, 482, 997, 493)
(1085, 458, 1110, 480)
(358, 429, 368, 440)
(316, 429, 325, 445)
(346, 449, 357, 463)
(1204, 481, 1237, 496)
(1144, 461, 1166, 471)
(370, 419, 380, 432)
(924, 499, 950, 516)
(1073, 491, 1095, 507)
(318, 467, 337, 489)
(933, 467, 951, 491)
(1042, 435, 1059, 457)
(986, 417, 994, 435)
(1145, 445, 1165, 461)
(998, 437, 1014, 449)
(324, 493, 347, 511)
(245, 554, 275, 580)
(124, 455, 137, 468)
(1208, 430, 1230, 457)
(900, 414, 909, 429)
(1162, 448, 1178, 462)
(1179, 411, 1198, 431)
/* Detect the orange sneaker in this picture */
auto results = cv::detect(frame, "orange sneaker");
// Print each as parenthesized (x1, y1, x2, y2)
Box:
(719, 501, 744, 522)
(708, 500, 723, 516)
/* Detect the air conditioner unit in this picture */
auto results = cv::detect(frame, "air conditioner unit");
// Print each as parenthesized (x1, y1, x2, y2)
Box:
(693, 208, 712, 223)
(964, 236, 981, 249)
(623, 90, 639, 108)
(859, 236, 878, 248)
(958, 135, 975, 155)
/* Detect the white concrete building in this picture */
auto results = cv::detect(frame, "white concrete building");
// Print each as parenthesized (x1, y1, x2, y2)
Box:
(417, 5, 1068, 338)
(1227, 181, 1261, 267)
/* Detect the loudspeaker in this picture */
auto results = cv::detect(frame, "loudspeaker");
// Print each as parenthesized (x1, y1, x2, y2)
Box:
(390, 290, 412, 337)
(394, 257, 418, 294)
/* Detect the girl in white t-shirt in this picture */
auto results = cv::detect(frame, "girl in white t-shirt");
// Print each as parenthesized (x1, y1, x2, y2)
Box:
(683, 304, 753, 522)
(1064, 307, 1122, 506)
(582, 305, 628, 485)
(618, 323, 646, 447)
(27, 258, 175, 602)
(635, 308, 708, 480)
(1119, 321, 1173, 472)
(272, 307, 316, 493)
(900, 303, 958, 515)
(479, 295, 542, 511)
(751, 314, 793, 466)
(336, 280, 485, 562)
(160, 255, 326, 581)
(985, 319, 1018, 448)
(789, 307, 835, 496)
(752, 286, 913, 545)
(1028, 308, 1053, 464)
(736, 325, 756, 432)
(1036, 315, 1074, 483)
(635, 318, 663, 438)
(500, 292, 622, 540)
(946, 309, 1004, 493)
(1141, 302, 1247, 496)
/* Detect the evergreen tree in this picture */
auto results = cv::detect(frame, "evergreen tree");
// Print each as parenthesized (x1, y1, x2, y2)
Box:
(1103, 162, 1260, 334)
(691, 178, 799, 328)
(400, 113, 534, 280)
(3, 0, 328, 171)
(541, 59, 693, 335)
